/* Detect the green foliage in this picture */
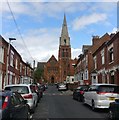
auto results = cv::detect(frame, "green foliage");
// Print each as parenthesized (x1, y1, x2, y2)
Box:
(33, 68, 44, 82)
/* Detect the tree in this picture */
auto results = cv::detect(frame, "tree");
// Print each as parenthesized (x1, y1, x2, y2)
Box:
(33, 68, 44, 83)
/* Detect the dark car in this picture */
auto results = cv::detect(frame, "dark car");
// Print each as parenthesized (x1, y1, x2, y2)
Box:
(0, 90, 30, 120)
(73, 85, 89, 102)
(108, 99, 119, 119)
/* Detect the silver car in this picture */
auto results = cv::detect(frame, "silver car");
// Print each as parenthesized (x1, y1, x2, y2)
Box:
(4, 84, 38, 113)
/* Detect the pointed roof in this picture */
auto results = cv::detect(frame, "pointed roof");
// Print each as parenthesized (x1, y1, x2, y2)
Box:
(47, 55, 58, 63)
(61, 14, 69, 37)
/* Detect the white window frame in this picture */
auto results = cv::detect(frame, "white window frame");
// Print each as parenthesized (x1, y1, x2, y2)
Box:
(0, 46, 4, 63)
(10, 50, 14, 67)
(93, 56, 97, 69)
(101, 49, 105, 65)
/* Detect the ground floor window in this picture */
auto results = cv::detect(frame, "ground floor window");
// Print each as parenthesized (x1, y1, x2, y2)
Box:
(110, 71, 114, 84)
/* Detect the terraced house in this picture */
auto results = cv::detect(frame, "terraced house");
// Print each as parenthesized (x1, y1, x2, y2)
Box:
(0, 35, 34, 89)
(75, 31, 119, 85)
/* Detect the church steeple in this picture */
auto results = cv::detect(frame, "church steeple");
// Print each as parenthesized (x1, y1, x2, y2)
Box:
(60, 14, 70, 46)
(61, 14, 69, 37)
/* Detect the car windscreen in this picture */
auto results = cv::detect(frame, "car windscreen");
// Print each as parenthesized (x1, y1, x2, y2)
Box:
(5, 86, 29, 94)
(98, 85, 119, 93)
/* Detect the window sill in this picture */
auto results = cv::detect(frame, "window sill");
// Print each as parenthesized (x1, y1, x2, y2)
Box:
(109, 61, 114, 65)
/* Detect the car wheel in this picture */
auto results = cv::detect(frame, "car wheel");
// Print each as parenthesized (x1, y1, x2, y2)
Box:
(27, 110, 30, 120)
(92, 101, 96, 111)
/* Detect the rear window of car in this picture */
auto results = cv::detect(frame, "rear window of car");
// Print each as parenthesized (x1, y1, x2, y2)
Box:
(5, 86, 29, 94)
(98, 85, 119, 93)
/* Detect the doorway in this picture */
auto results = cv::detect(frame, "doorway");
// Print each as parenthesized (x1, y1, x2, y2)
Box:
(51, 76, 54, 83)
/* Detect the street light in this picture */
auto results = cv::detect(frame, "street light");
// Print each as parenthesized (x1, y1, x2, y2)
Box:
(5, 38, 16, 86)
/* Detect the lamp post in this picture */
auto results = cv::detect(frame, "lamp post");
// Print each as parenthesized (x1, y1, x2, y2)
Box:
(5, 38, 16, 86)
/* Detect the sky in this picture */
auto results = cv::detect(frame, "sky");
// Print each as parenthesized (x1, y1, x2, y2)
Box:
(1, 0, 119, 67)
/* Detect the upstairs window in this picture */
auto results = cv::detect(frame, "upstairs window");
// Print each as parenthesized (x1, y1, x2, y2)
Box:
(0, 46, 4, 63)
(101, 49, 105, 65)
(93, 56, 97, 69)
(109, 47, 114, 63)
(10, 50, 14, 67)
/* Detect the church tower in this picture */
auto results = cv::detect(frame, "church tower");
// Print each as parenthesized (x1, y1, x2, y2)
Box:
(58, 14, 71, 82)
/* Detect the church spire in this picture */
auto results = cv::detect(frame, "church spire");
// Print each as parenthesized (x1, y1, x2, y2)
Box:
(61, 14, 69, 37)
(60, 14, 70, 46)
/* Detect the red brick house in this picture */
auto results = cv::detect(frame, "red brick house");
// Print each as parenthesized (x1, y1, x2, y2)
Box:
(92, 32, 119, 85)
(74, 33, 111, 85)
(0, 35, 33, 89)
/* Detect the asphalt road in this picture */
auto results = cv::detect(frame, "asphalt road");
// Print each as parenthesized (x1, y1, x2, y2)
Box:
(32, 85, 109, 120)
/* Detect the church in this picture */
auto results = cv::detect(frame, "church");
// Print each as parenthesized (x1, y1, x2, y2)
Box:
(42, 14, 77, 84)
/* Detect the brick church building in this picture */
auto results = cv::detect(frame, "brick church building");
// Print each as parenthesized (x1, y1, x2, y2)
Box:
(42, 15, 77, 84)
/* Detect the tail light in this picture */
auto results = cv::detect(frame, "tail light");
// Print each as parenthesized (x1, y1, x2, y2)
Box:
(80, 91, 84, 94)
(2, 96, 9, 110)
(23, 94, 33, 99)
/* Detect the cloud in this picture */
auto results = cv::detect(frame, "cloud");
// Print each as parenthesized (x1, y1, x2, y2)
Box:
(71, 48, 82, 59)
(72, 13, 107, 31)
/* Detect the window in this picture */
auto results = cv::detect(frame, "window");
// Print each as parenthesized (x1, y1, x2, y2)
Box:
(109, 47, 114, 63)
(0, 46, 4, 63)
(101, 49, 105, 65)
(62, 49, 64, 57)
(85, 70, 88, 80)
(9, 72, 13, 85)
(15, 58, 18, 69)
(20, 63, 22, 73)
(93, 56, 97, 69)
(81, 73, 84, 80)
(10, 50, 14, 67)
(64, 39, 66, 45)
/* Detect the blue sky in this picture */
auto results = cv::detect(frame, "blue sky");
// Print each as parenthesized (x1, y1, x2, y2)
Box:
(1, 0, 118, 66)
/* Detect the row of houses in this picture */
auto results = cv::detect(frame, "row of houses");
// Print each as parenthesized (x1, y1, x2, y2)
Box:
(0, 35, 34, 89)
(74, 31, 119, 86)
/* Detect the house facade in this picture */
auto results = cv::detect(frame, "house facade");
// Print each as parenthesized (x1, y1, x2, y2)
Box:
(74, 33, 114, 85)
(92, 32, 119, 85)
(0, 35, 33, 89)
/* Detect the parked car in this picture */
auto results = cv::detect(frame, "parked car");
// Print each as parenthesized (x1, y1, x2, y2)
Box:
(83, 84, 119, 111)
(32, 84, 42, 103)
(0, 90, 30, 120)
(37, 84, 43, 98)
(58, 83, 67, 91)
(108, 99, 119, 119)
(73, 85, 89, 102)
(4, 84, 38, 113)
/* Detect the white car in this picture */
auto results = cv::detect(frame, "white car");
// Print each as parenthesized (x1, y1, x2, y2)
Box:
(83, 84, 119, 110)
(4, 84, 38, 113)
(58, 84, 67, 91)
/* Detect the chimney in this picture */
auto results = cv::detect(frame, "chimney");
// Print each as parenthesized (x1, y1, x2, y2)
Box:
(92, 35, 100, 45)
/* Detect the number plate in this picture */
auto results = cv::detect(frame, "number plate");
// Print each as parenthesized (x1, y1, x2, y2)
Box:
(109, 97, 115, 101)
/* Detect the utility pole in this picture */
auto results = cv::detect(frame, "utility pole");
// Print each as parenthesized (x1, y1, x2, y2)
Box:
(5, 38, 16, 86)
(33, 60, 35, 83)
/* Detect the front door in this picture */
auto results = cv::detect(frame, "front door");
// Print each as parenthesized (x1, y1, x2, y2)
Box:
(51, 76, 54, 83)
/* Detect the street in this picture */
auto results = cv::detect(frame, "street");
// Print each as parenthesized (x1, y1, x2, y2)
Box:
(32, 85, 109, 120)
